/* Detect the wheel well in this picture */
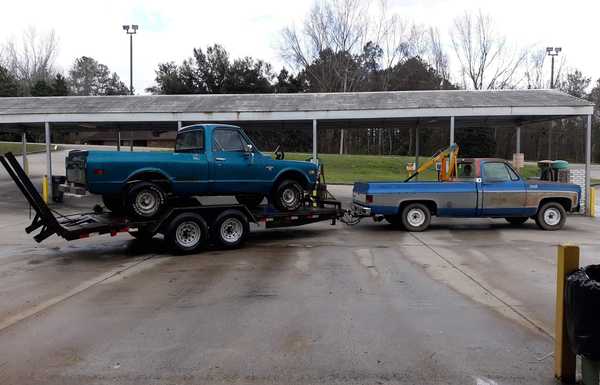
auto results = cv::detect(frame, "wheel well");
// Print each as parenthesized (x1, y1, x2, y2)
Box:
(539, 197, 571, 212)
(273, 170, 310, 190)
(399, 200, 438, 216)
(127, 171, 171, 191)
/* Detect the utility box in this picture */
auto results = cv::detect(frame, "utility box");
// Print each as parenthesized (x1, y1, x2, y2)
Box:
(512, 153, 524, 169)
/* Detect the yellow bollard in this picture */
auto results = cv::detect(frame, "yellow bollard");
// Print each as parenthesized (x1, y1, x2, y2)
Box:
(590, 187, 596, 217)
(42, 175, 49, 204)
(554, 244, 580, 383)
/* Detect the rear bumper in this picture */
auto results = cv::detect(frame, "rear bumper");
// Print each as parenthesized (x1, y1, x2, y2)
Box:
(351, 202, 372, 217)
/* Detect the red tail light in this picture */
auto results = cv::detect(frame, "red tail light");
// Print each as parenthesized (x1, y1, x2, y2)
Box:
(93, 168, 105, 175)
(366, 194, 373, 203)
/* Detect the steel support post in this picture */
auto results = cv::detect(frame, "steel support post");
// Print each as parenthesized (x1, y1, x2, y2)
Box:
(516, 126, 521, 154)
(44, 122, 52, 201)
(450, 116, 455, 144)
(312, 119, 318, 163)
(21, 130, 28, 175)
(586, 115, 592, 216)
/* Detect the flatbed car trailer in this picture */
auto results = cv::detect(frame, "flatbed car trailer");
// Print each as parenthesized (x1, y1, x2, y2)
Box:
(1, 152, 344, 253)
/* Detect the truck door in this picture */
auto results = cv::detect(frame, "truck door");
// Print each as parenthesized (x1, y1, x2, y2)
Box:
(480, 161, 527, 216)
(209, 128, 260, 193)
(172, 128, 209, 194)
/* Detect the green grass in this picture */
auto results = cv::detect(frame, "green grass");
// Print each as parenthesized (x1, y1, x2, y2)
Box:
(283, 152, 540, 184)
(0, 143, 49, 155)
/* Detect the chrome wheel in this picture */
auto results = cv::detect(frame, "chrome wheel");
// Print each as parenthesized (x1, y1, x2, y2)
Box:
(220, 218, 244, 244)
(543, 207, 561, 226)
(175, 221, 201, 248)
(135, 190, 159, 217)
(282, 188, 298, 206)
(406, 208, 426, 227)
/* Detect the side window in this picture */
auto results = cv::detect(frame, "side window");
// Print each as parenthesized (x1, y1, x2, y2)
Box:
(482, 162, 511, 182)
(175, 130, 204, 153)
(506, 165, 520, 181)
(213, 129, 246, 152)
(457, 162, 475, 178)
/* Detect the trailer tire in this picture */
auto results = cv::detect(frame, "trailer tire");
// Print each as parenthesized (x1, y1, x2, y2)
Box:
(211, 209, 249, 249)
(127, 182, 165, 219)
(401, 203, 431, 232)
(166, 213, 208, 254)
(505, 217, 528, 225)
(535, 202, 566, 230)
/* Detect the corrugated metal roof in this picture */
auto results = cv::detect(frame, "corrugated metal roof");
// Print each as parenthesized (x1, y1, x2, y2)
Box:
(0, 89, 592, 115)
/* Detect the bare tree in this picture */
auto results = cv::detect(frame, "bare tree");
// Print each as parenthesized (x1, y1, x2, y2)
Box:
(450, 11, 527, 89)
(3, 27, 59, 95)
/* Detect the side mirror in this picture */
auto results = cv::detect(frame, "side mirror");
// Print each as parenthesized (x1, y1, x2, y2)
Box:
(244, 144, 253, 153)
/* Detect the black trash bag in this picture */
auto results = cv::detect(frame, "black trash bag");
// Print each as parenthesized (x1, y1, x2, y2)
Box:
(565, 264, 600, 360)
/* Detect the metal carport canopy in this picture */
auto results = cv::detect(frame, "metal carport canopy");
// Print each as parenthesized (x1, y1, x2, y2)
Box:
(0, 89, 593, 123)
(0, 89, 595, 215)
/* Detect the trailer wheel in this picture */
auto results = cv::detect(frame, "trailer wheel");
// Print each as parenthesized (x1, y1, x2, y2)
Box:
(535, 202, 566, 231)
(211, 209, 249, 248)
(127, 182, 165, 219)
(505, 217, 528, 225)
(166, 213, 208, 253)
(401, 203, 431, 232)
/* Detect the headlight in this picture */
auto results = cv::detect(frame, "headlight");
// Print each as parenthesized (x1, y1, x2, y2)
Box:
(308, 169, 316, 175)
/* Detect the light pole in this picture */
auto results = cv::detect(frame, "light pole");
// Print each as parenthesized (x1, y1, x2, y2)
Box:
(546, 46, 561, 159)
(546, 46, 561, 89)
(122, 24, 138, 151)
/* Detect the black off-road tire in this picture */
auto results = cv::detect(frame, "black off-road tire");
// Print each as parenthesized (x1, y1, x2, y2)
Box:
(535, 202, 566, 231)
(127, 182, 166, 219)
(211, 209, 250, 249)
(235, 194, 264, 208)
(401, 203, 431, 232)
(272, 179, 304, 211)
(505, 217, 528, 225)
(165, 213, 208, 254)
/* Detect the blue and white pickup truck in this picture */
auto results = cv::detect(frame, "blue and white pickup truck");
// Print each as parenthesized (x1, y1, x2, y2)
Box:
(352, 158, 581, 231)
(63, 124, 319, 218)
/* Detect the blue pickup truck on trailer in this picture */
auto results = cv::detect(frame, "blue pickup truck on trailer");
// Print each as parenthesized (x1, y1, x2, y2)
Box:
(62, 124, 320, 219)
(352, 157, 581, 231)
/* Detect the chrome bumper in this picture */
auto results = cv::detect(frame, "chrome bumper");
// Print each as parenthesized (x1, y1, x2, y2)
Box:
(351, 202, 371, 217)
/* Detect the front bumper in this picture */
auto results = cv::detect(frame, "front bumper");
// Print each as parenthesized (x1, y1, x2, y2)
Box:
(351, 202, 372, 217)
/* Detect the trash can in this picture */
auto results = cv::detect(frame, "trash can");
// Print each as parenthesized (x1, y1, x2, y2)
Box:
(565, 264, 600, 360)
(552, 160, 570, 183)
(51, 175, 66, 203)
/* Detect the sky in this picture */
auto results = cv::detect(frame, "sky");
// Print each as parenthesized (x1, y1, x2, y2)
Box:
(0, 0, 598, 93)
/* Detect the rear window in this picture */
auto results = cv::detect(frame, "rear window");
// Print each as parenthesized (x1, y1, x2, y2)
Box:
(175, 129, 204, 153)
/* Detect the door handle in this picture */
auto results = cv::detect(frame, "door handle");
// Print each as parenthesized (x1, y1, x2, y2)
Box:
(215, 157, 226, 161)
